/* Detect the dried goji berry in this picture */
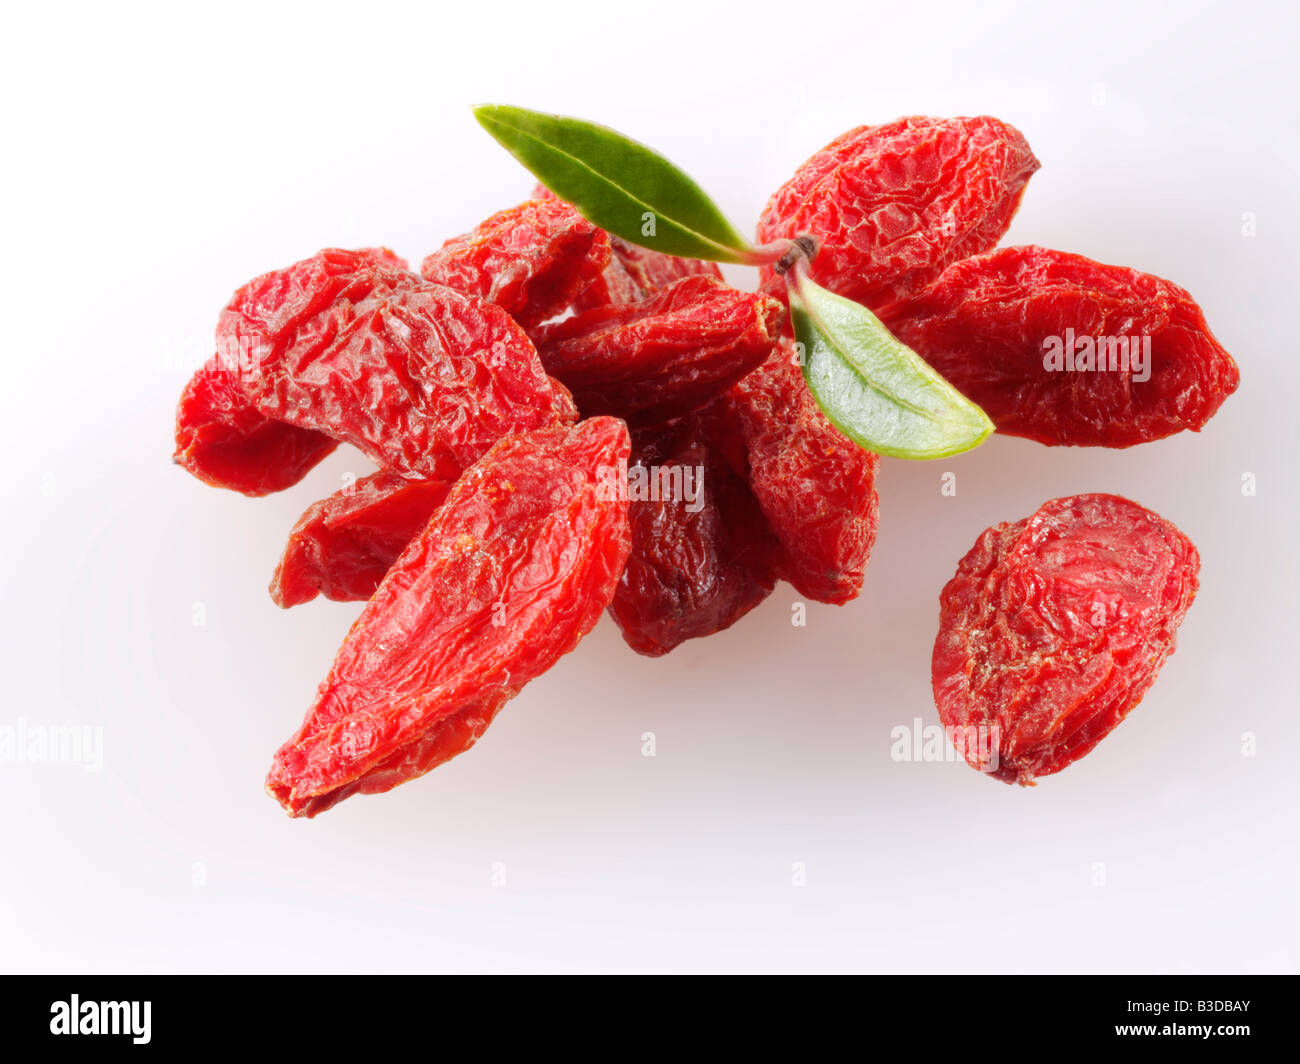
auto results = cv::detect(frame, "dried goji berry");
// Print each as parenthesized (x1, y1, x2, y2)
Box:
(932, 493, 1200, 785)
(214, 248, 577, 482)
(608, 413, 779, 657)
(266, 417, 632, 817)
(612, 236, 723, 297)
(270, 471, 452, 608)
(173, 247, 407, 495)
(532, 275, 783, 425)
(572, 248, 644, 308)
(720, 338, 880, 604)
(880, 246, 1241, 446)
(757, 115, 1039, 312)
(573, 234, 724, 311)
(419, 198, 611, 327)
(174, 354, 339, 496)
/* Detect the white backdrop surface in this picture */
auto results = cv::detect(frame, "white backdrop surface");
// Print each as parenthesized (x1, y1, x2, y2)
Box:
(1, 0, 1296, 973)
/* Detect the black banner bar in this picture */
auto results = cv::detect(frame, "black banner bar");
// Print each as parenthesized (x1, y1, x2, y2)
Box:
(2, 974, 1291, 1052)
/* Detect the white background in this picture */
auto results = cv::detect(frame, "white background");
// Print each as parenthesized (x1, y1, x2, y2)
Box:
(2, 0, 1296, 973)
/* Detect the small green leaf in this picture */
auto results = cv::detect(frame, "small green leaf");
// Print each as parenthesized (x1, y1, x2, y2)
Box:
(788, 269, 994, 460)
(473, 104, 758, 264)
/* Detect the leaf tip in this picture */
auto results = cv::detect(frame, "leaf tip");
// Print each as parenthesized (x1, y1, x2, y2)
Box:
(962, 401, 996, 447)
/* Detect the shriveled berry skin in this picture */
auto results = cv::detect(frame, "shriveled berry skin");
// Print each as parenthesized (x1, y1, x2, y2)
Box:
(932, 493, 1200, 785)
(532, 275, 783, 425)
(530, 184, 722, 312)
(270, 471, 452, 608)
(266, 417, 632, 817)
(174, 353, 339, 496)
(721, 338, 879, 604)
(215, 249, 577, 482)
(758, 115, 1039, 311)
(420, 198, 611, 328)
(608, 414, 780, 657)
(573, 235, 724, 311)
(880, 246, 1240, 447)
(173, 247, 407, 495)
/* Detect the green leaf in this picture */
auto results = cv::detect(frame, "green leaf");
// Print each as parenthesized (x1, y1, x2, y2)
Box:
(788, 269, 994, 460)
(473, 104, 758, 264)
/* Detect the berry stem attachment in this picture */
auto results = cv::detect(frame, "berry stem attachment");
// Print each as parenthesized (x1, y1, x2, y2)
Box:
(770, 235, 820, 275)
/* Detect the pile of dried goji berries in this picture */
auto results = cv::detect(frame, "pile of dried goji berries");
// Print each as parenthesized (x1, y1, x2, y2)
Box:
(174, 114, 1238, 816)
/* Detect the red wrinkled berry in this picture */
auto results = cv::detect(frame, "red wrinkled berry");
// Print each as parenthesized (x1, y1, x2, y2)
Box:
(173, 247, 406, 495)
(880, 246, 1240, 447)
(608, 412, 779, 657)
(174, 354, 339, 496)
(266, 417, 632, 817)
(721, 338, 880, 604)
(270, 471, 452, 608)
(213, 249, 576, 482)
(932, 493, 1200, 785)
(420, 198, 611, 327)
(758, 115, 1039, 311)
(533, 275, 783, 425)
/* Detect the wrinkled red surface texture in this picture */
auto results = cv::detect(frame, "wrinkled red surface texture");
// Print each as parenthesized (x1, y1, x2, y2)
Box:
(263, 343, 874, 652)
(420, 198, 611, 328)
(174, 247, 408, 495)
(174, 354, 340, 496)
(266, 418, 632, 817)
(533, 275, 783, 425)
(574, 235, 725, 311)
(175, 247, 576, 492)
(881, 246, 1241, 446)
(218, 249, 577, 478)
(608, 412, 780, 657)
(932, 493, 1199, 785)
(720, 338, 880, 604)
(270, 471, 452, 608)
(758, 115, 1039, 312)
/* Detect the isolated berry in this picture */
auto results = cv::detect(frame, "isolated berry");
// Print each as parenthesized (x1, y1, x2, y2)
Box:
(932, 494, 1200, 784)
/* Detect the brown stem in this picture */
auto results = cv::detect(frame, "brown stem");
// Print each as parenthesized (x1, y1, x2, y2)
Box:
(771, 235, 819, 276)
